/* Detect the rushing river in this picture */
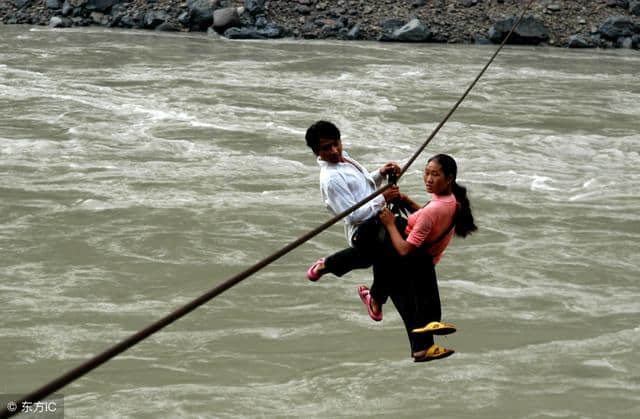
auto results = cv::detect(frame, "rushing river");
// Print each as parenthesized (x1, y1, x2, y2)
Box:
(1, 25, 639, 418)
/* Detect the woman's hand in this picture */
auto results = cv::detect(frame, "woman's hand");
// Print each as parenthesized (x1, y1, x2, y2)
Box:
(379, 207, 416, 256)
(398, 193, 421, 212)
(379, 207, 395, 226)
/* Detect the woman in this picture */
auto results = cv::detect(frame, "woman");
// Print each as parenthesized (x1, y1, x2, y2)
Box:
(357, 153, 477, 362)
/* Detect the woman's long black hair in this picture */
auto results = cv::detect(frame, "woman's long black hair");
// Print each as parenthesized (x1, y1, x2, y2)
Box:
(428, 154, 478, 238)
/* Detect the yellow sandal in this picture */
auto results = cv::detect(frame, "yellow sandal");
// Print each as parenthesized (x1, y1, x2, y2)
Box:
(413, 344, 455, 363)
(412, 321, 457, 335)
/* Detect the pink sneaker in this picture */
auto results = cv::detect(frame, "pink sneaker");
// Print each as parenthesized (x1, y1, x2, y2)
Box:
(357, 285, 382, 322)
(306, 258, 325, 281)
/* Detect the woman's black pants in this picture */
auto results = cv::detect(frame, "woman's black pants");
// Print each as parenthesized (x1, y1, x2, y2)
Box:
(370, 222, 442, 354)
(321, 216, 442, 354)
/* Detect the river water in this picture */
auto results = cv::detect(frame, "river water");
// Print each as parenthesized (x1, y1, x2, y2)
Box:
(1, 26, 638, 418)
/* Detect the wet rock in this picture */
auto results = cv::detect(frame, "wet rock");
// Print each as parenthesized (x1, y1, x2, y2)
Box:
(120, 12, 145, 29)
(379, 18, 431, 42)
(489, 16, 550, 45)
(254, 14, 267, 28)
(245, 0, 264, 16)
(381, 18, 405, 31)
(90, 11, 109, 25)
(567, 34, 595, 48)
(598, 16, 637, 40)
(187, 0, 213, 30)
(14, 0, 32, 9)
(61, 1, 73, 16)
(50, 15, 73, 27)
(606, 0, 629, 8)
(224, 22, 285, 39)
(46, 0, 64, 10)
(617, 36, 634, 47)
(590, 33, 613, 48)
(213, 7, 241, 33)
(296, 5, 311, 15)
(473, 34, 492, 44)
(177, 11, 189, 26)
(345, 23, 361, 40)
(144, 11, 168, 29)
(85, 0, 119, 13)
(629, 1, 640, 16)
(109, 3, 127, 17)
(156, 21, 179, 31)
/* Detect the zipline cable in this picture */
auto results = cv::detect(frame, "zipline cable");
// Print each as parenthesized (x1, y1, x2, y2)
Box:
(1, 1, 535, 417)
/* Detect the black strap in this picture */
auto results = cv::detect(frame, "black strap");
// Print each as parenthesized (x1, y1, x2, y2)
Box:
(425, 203, 460, 248)
(427, 219, 455, 247)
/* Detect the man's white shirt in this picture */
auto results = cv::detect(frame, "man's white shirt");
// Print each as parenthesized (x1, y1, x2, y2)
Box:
(318, 151, 386, 246)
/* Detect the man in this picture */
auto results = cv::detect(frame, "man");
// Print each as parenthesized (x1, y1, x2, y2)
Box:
(304, 120, 401, 319)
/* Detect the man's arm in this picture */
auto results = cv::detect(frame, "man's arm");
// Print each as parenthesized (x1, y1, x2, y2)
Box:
(323, 177, 386, 224)
(371, 162, 401, 187)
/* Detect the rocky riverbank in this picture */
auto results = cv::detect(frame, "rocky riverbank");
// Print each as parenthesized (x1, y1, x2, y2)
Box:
(2, 0, 640, 49)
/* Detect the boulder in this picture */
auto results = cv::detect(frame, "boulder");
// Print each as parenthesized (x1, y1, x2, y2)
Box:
(178, 12, 189, 26)
(224, 22, 285, 39)
(188, 0, 213, 31)
(90, 12, 109, 25)
(46, 0, 64, 10)
(223, 27, 262, 39)
(489, 16, 549, 45)
(473, 34, 492, 45)
(13, 0, 32, 9)
(346, 23, 361, 40)
(119, 12, 145, 29)
(110, 3, 127, 15)
(156, 22, 179, 32)
(212, 7, 241, 33)
(144, 11, 168, 29)
(85, 0, 120, 12)
(379, 18, 431, 42)
(567, 34, 595, 48)
(254, 15, 267, 28)
(245, 0, 265, 16)
(380, 18, 406, 31)
(631, 1, 640, 16)
(589, 34, 613, 48)
(296, 5, 312, 15)
(257, 22, 286, 38)
(598, 16, 638, 40)
(617, 36, 634, 48)
(50, 16, 73, 27)
(61, 1, 73, 16)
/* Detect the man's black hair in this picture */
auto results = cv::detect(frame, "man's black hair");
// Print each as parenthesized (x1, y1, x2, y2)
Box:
(305, 120, 340, 155)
